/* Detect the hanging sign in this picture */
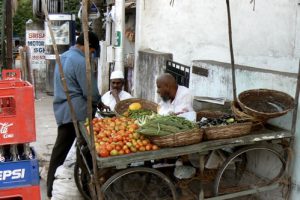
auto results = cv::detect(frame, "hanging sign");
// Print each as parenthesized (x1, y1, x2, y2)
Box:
(78, 1, 100, 20)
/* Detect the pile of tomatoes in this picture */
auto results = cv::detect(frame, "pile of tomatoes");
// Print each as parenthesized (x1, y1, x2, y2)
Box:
(89, 117, 159, 157)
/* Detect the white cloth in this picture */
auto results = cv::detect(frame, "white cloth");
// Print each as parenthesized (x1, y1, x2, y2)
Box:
(158, 85, 194, 116)
(102, 90, 132, 110)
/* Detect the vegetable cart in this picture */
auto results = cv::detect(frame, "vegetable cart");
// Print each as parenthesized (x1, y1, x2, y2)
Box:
(74, 121, 293, 200)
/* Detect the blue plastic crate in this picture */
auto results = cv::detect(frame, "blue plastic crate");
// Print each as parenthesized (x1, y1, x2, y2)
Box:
(0, 150, 39, 189)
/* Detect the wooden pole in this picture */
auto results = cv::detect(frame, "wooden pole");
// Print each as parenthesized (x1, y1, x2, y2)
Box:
(82, 1, 103, 199)
(1, 0, 6, 67)
(226, 0, 237, 101)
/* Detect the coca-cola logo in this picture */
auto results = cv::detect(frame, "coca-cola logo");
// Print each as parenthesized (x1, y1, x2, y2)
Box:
(0, 122, 14, 139)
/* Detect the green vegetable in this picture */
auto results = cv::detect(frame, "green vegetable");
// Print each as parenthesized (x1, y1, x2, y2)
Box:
(137, 115, 196, 136)
(226, 118, 235, 123)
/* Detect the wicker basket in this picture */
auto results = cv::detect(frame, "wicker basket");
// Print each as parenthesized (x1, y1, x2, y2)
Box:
(238, 89, 294, 121)
(231, 101, 264, 131)
(203, 122, 252, 140)
(114, 98, 158, 116)
(196, 110, 252, 140)
(149, 128, 203, 147)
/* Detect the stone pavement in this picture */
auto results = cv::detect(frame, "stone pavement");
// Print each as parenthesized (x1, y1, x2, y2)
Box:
(32, 92, 57, 199)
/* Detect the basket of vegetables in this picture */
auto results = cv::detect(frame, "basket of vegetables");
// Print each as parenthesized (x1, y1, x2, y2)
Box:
(137, 115, 203, 147)
(197, 111, 252, 140)
(114, 98, 158, 117)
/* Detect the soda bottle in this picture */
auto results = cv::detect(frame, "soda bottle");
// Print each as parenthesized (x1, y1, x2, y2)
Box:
(10, 144, 20, 161)
(0, 145, 5, 162)
(22, 143, 33, 160)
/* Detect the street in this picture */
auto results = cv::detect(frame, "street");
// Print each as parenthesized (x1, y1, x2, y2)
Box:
(33, 92, 57, 200)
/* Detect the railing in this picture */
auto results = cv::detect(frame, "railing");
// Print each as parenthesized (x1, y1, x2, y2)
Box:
(166, 60, 190, 88)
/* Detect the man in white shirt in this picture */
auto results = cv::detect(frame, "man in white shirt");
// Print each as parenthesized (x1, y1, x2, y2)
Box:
(156, 73, 195, 120)
(102, 70, 132, 110)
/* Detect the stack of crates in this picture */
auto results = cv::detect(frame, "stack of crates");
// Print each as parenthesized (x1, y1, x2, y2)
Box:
(0, 70, 41, 200)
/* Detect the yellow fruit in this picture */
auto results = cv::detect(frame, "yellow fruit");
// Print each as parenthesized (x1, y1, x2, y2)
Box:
(129, 102, 142, 111)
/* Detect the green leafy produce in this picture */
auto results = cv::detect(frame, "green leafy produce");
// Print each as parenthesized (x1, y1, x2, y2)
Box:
(127, 109, 154, 119)
(138, 115, 196, 136)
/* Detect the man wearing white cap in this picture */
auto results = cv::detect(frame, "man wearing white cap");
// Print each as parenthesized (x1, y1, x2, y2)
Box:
(102, 70, 132, 110)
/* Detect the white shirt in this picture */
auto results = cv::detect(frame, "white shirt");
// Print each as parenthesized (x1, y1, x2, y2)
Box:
(158, 85, 194, 115)
(102, 90, 133, 110)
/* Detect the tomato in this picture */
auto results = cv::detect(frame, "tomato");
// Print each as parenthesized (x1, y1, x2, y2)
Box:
(152, 145, 159, 150)
(126, 142, 133, 147)
(142, 139, 149, 146)
(110, 149, 119, 156)
(125, 149, 131, 154)
(105, 144, 113, 152)
(145, 144, 152, 151)
(130, 146, 137, 152)
(99, 149, 109, 157)
(133, 132, 140, 139)
(139, 146, 146, 152)
(115, 145, 122, 151)
(116, 135, 123, 141)
(129, 124, 139, 130)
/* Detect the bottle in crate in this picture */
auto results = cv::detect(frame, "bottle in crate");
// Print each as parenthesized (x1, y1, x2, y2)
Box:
(22, 143, 33, 160)
(0, 145, 5, 162)
(9, 144, 20, 161)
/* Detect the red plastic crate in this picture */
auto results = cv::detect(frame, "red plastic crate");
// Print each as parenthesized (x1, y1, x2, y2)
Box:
(0, 185, 41, 200)
(1, 70, 22, 81)
(0, 81, 36, 145)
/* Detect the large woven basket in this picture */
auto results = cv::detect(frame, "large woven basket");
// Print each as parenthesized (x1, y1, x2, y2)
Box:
(114, 98, 158, 116)
(231, 101, 264, 131)
(149, 128, 203, 147)
(238, 89, 294, 121)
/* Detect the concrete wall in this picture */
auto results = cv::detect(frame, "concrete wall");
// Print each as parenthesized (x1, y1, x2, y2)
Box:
(135, 0, 299, 73)
(135, 49, 172, 102)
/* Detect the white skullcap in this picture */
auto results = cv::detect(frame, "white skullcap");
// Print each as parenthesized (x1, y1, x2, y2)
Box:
(110, 70, 124, 79)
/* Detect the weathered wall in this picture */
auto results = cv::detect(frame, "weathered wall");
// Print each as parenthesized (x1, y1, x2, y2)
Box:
(135, 49, 172, 101)
(135, 0, 299, 73)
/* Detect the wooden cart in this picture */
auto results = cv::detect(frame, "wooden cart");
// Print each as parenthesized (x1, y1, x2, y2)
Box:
(75, 122, 292, 200)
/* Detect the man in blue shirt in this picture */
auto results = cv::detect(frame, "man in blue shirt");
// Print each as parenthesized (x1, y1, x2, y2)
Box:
(47, 31, 108, 198)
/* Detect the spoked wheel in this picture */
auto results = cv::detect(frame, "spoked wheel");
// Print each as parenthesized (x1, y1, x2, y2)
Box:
(74, 159, 92, 200)
(101, 167, 178, 200)
(213, 144, 288, 199)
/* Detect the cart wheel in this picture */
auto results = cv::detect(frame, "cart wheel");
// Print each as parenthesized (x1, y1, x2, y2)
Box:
(101, 167, 178, 200)
(213, 144, 288, 199)
(74, 161, 91, 200)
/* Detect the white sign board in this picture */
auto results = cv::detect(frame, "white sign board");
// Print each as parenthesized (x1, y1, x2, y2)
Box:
(26, 30, 46, 69)
(45, 21, 70, 45)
